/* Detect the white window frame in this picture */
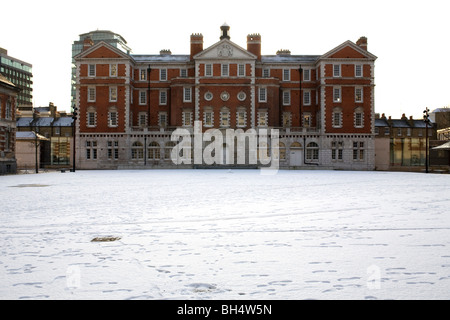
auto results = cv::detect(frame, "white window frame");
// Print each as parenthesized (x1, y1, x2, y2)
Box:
(160, 90, 167, 105)
(355, 87, 363, 103)
(203, 110, 214, 127)
(87, 110, 97, 127)
(333, 87, 341, 103)
(159, 112, 168, 128)
(353, 141, 365, 161)
(109, 87, 117, 102)
(259, 87, 267, 103)
(221, 64, 229, 77)
(303, 91, 311, 106)
(139, 91, 147, 105)
(354, 110, 364, 128)
(160, 68, 167, 81)
(88, 87, 96, 102)
(355, 64, 363, 77)
(303, 113, 312, 128)
(303, 69, 310, 81)
(180, 68, 187, 78)
(257, 111, 268, 127)
(140, 69, 147, 81)
(333, 64, 341, 77)
(110, 64, 118, 77)
(236, 110, 247, 128)
(205, 64, 213, 77)
(183, 87, 192, 103)
(238, 64, 245, 77)
(108, 111, 118, 127)
(182, 111, 193, 127)
(263, 69, 270, 78)
(88, 64, 96, 77)
(220, 108, 230, 128)
(138, 112, 147, 127)
(283, 90, 291, 106)
(283, 69, 290, 81)
(332, 108, 343, 128)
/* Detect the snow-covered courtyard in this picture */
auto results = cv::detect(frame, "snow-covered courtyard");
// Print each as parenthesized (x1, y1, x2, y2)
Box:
(1, 169, 449, 300)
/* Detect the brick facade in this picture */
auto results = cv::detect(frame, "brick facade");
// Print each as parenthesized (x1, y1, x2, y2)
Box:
(74, 25, 377, 170)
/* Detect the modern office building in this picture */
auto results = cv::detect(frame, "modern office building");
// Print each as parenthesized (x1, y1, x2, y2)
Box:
(74, 24, 377, 170)
(71, 30, 132, 107)
(0, 47, 33, 108)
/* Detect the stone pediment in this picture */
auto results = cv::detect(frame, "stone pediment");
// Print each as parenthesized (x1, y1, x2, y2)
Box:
(194, 39, 257, 60)
(74, 41, 130, 60)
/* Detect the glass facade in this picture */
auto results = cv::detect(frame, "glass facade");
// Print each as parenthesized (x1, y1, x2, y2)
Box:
(0, 53, 33, 106)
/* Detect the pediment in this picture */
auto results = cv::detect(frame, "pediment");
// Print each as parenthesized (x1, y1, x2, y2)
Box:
(321, 40, 377, 60)
(194, 39, 257, 60)
(74, 41, 130, 60)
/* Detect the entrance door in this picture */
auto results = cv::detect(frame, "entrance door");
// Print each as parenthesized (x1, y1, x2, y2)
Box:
(290, 142, 303, 166)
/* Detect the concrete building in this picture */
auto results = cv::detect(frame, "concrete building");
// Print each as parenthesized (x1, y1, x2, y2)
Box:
(74, 25, 377, 170)
(0, 47, 33, 108)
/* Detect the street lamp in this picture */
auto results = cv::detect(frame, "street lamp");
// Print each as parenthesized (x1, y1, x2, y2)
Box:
(72, 105, 78, 172)
(423, 108, 430, 173)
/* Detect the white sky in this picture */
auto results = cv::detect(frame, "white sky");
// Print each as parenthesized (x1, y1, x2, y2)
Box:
(2, 0, 449, 117)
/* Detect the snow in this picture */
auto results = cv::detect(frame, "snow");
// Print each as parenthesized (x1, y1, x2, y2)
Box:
(1, 169, 449, 300)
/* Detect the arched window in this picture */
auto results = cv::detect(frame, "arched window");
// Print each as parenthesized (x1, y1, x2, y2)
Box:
(290, 142, 302, 149)
(148, 142, 160, 159)
(131, 141, 144, 159)
(306, 142, 319, 161)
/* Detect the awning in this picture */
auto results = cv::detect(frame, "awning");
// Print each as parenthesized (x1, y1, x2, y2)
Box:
(432, 141, 450, 150)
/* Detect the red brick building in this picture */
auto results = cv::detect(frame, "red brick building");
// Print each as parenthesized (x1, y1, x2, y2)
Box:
(0, 73, 19, 174)
(74, 24, 377, 169)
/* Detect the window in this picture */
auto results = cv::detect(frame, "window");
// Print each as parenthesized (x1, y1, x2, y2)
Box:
(204, 110, 214, 127)
(236, 109, 247, 127)
(159, 112, 167, 128)
(303, 69, 310, 81)
(283, 90, 291, 105)
(6, 100, 12, 119)
(333, 64, 341, 77)
(257, 111, 268, 127)
(205, 64, 212, 77)
(332, 107, 342, 128)
(183, 87, 192, 102)
(160, 69, 167, 81)
(279, 142, 286, 161)
(353, 141, 365, 161)
(160, 91, 167, 105)
(221, 64, 229, 76)
(107, 141, 119, 160)
(108, 109, 118, 127)
(131, 142, 144, 160)
(182, 111, 193, 127)
(140, 69, 147, 81)
(333, 87, 341, 103)
(148, 142, 160, 160)
(86, 107, 97, 127)
(110, 64, 118, 77)
(282, 112, 291, 128)
(303, 91, 311, 106)
(263, 69, 270, 78)
(354, 107, 364, 128)
(238, 64, 245, 77)
(109, 87, 117, 102)
(283, 69, 290, 81)
(306, 142, 319, 161)
(259, 87, 267, 102)
(88, 87, 96, 102)
(355, 87, 363, 102)
(180, 69, 187, 78)
(397, 128, 402, 136)
(332, 141, 344, 161)
(220, 108, 230, 127)
(375, 127, 380, 135)
(86, 141, 97, 160)
(88, 64, 95, 77)
(138, 112, 147, 127)
(407, 128, 412, 136)
(165, 141, 176, 160)
(303, 113, 311, 128)
(355, 65, 362, 77)
(139, 91, 147, 105)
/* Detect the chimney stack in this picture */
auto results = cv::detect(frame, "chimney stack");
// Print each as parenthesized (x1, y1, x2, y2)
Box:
(83, 37, 94, 51)
(356, 36, 368, 51)
(190, 33, 203, 60)
(247, 34, 261, 60)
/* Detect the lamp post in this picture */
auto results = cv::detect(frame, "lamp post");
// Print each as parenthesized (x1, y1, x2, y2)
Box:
(72, 105, 78, 172)
(423, 108, 430, 173)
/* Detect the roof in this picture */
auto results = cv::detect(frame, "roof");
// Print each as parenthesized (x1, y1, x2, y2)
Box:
(261, 55, 320, 64)
(34, 117, 54, 127)
(375, 119, 389, 127)
(432, 141, 450, 150)
(132, 54, 191, 63)
(375, 118, 435, 128)
(16, 131, 49, 140)
(16, 117, 34, 127)
(53, 117, 74, 127)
